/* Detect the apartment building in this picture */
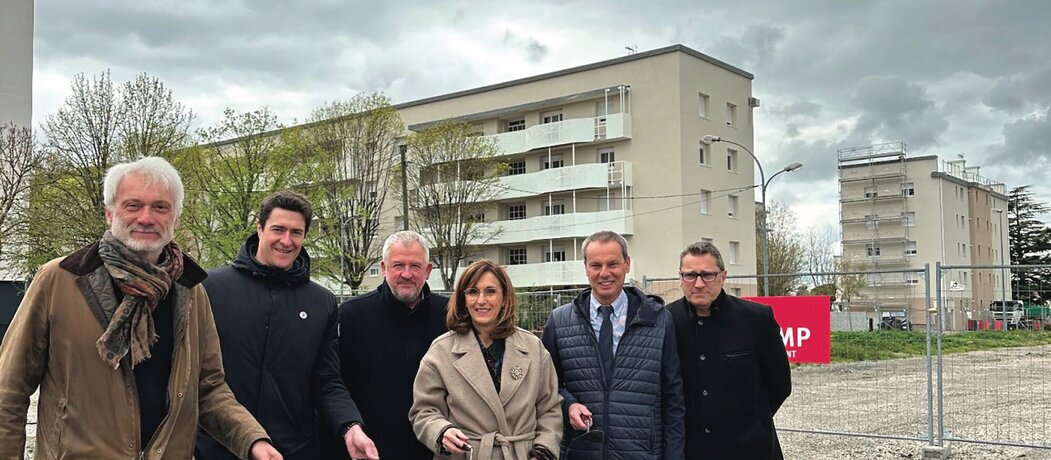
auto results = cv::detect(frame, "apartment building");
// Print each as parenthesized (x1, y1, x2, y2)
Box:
(838, 143, 1010, 330)
(357, 44, 760, 292)
(0, 0, 33, 127)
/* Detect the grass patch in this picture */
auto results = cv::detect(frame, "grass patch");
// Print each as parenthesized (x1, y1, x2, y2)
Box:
(829, 330, 1051, 363)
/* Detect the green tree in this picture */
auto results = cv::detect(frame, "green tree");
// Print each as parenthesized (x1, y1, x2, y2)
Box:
(1007, 185, 1051, 302)
(176, 107, 317, 267)
(306, 93, 404, 289)
(757, 201, 803, 295)
(18, 71, 193, 275)
(401, 121, 506, 289)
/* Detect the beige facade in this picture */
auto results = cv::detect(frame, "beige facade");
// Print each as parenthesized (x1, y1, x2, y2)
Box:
(838, 145, 1009, 330)
(360, 45, 760, 292)
(0, 0, 33, 127)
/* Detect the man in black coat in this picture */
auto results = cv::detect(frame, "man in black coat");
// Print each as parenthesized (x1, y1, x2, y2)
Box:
(327, 230, 448, 460)
(666, 241, 792, 460)
(196, 191, 379, 460)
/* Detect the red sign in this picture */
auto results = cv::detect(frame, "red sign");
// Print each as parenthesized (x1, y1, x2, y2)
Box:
(744, 296, 831, 364)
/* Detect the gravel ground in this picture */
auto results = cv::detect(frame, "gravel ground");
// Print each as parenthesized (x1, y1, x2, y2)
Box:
(779, 344, 1051, 459)
(22, 345, 1051, 458)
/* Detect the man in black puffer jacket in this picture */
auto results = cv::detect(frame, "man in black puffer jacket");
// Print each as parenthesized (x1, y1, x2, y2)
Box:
(542, 230, 685, 460)
(195, 191, 379, 460)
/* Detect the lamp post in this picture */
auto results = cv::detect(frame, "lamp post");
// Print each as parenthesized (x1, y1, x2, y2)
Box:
(994, 208, 1007, 302)
(703, 135, 802, 296)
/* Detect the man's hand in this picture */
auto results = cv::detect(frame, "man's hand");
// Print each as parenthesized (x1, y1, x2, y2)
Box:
(568, 402, 593, 430)
(249, 440, 282, 460)
(442, 427, 472, 455)
(344, 424, 380, 460)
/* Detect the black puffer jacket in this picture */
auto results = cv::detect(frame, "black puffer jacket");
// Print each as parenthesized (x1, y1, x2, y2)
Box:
(542, 287, 685, 460)
(195, 234, 362, 460)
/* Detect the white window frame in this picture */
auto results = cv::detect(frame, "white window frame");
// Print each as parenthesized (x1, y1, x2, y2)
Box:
(541, 110, 563, 124)
(905, 212, 916, 227)
(699, 189, 711, 215)
(729, 241, 740, 265)
(507, 160, 526, 176)
(542, 154, 564, 170)
(726, 102, 737, 127)
(902, 182, 915, 197)
(699, 142, 710, 166)
(543, 200, 565, 216)
(728, 194, 739, 218)
(698, 93, 710, 119)
(507, 247, 528, 265)
(507, 203, 526, 220)
(506, 119, 526, 132)
(544, 246, 567, 263)
(864, 186, 878, 198)
(598, 147, 615, 163)
(727, 148, 738, 172)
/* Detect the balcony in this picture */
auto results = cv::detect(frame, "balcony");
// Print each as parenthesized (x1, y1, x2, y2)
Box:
(840, 193, 906, 204)
(489, 209, 633, 245)
(425, 260, 590, 290)
(499, 161, 632, 199)
(490, 113, 632, 155)
(841, 212, 907, 224)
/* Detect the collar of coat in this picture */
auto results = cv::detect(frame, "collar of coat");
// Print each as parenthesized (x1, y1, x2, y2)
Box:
(447, 329, 533, 427)
(59, 240, 207, 288)
(571, 286, 665, 326)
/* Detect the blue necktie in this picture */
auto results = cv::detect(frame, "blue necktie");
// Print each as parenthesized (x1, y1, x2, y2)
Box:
(599, 305, 615, 383)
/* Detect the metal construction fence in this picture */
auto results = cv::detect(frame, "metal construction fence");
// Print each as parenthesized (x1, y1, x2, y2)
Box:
(336, 263, 1051, 454)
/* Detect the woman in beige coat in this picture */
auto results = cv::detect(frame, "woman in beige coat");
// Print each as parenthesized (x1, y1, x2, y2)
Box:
(410, 259, 562, 460)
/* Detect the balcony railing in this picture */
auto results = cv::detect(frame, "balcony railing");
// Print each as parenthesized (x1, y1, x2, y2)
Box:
(490, 113, 632, 155)
(488, 210, 633, 245)
(425, 260, 592, 290)
(499, 161, 632, 199)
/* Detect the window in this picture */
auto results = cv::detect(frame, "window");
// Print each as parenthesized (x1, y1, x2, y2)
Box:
(726, 102, 737, 126)
(699, 143, 709, 166)
(541, 110, 563, 124)
(542, 154, 564, 170)
(864, 186, 877, 198)
(507, 247, 528, 265)
(865, 215, 879, 230)
(698, 93, 710, 118)
(728, 241, 740, 265)
(543, 200, 565, 216)
(728, 194, 739, 218)
(905, 241, 918, 256)
(507, 160, 526, 176)
(731, 287, 742, 297)
(507, 203, 526, 220)
(726, 149, 738, 172)
(598, 147, 615, 163)
(468, 212, 486, 223)
(867, 244, 881, 257)
(506, 119, 526, 132)
(701, 237, 714, 244)
(905, 212, 916, 227)
(368, 266, 379, 277)
(699, 189, 711, 214)
(902, 182, 915, 196)
(544, 246, 566, 263)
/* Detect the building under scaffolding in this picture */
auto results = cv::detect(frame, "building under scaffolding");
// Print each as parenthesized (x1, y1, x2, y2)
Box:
(837, 143, 1010, 330)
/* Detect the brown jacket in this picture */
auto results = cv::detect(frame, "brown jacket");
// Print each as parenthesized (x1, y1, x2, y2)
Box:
(0, 243, 269, 459)
(410, 328, 562, 460)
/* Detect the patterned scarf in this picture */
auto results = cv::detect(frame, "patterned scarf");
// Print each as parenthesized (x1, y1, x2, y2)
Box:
(96, 230, 184, 369)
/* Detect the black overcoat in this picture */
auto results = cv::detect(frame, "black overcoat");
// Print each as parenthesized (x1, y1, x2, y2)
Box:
(666, 291, 791, 460)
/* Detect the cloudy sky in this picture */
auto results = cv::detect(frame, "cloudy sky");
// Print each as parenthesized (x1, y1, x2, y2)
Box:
(31, 0, 1051, 233)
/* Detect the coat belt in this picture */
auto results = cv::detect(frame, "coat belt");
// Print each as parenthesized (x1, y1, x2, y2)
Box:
(471, 431, 533, 460)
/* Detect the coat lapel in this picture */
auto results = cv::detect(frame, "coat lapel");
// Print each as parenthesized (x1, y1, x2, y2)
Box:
(451, 332, 506, 423)
(499, 331, 531, 407)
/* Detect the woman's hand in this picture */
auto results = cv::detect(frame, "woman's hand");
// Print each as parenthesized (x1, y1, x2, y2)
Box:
(442, 427, 472, 455)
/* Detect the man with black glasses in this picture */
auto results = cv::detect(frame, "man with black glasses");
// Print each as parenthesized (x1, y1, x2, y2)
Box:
(667, 241, 792, 460)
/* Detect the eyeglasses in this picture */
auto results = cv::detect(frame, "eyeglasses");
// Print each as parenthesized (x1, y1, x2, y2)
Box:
(679, 270, 723, 283)
(464, 287, 501, 299)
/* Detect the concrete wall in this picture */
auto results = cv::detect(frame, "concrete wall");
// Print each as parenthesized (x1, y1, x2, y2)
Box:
(0, 0, 33, 127)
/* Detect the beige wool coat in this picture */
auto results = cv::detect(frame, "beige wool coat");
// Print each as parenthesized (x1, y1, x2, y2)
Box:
(410, 327, 562, 460)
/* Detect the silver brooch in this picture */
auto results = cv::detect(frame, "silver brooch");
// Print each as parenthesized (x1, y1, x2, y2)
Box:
(510, 365, 523, 380)
(299, 311, 308, 319)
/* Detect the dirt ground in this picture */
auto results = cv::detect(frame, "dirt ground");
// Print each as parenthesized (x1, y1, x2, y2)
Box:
(779, 344, 1051, 459)
(22, 345, 1051, 458)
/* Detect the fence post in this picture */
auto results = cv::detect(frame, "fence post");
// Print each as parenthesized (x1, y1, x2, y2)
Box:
(935, 262, 945, 447)
(924, 263, 934, 447)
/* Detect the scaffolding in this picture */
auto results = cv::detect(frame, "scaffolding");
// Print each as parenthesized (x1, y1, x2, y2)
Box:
(838, 141, 917, 321)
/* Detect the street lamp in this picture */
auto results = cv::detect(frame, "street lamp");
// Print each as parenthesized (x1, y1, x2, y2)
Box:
(993, 208, 1007, 302)
(703, 135, 803, 296)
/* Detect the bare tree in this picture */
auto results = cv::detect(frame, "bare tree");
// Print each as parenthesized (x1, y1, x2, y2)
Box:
(175, 107, 317, 267)
(306, 93, 404, 289)
(402, 121, 506, 288)
(0, 124, 46, 261)
(835, 258, 867, 309)
(757, 201, 804, 295)
(802, 225, 838, 295)
(19, 71, 194, 274)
